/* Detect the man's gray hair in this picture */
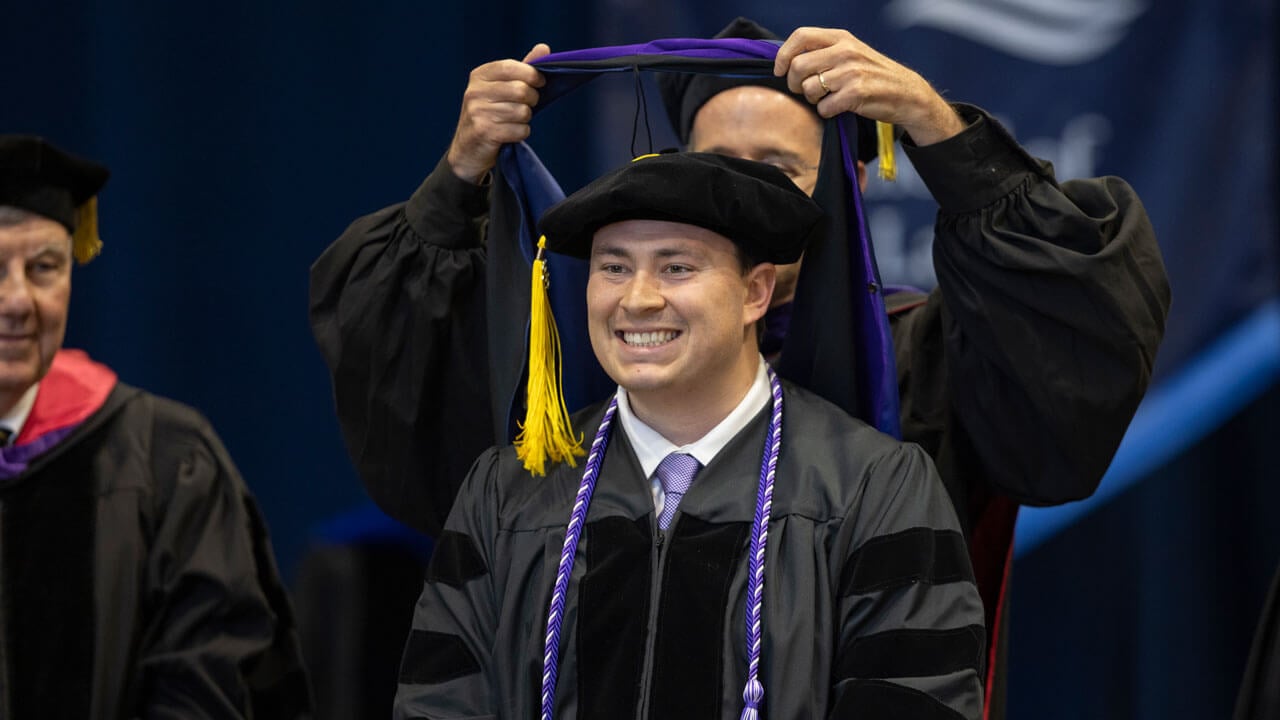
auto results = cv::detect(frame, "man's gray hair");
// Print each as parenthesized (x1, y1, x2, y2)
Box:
(0, 205, 39, 228)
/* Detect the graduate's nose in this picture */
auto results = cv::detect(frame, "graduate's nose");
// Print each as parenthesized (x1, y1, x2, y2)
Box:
(619, 271, 664, 314)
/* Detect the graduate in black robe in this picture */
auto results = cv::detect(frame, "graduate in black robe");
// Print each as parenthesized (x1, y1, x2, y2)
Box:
(0, 136, 311, 719)
(394, 152, 985, 719)
(309, 21, 1170, 718)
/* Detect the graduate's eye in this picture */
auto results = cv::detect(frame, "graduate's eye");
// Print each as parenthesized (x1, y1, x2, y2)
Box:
(598, 262, 628, 275)
(663, 264, 693, 275)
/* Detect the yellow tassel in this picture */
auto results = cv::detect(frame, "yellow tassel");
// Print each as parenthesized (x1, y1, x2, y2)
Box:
(876, 121, 897, 182)
(514, 236, 585, 476)
(72, 196, 103, 264)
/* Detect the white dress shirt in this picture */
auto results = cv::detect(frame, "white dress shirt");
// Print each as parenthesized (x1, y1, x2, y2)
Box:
(614, 357, 771, 516)
(0, 382, 39, 446)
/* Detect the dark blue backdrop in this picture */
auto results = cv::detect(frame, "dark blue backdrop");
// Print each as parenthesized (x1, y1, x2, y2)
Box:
(2, 1, 604, 578)
(4, 1, 1277, 717)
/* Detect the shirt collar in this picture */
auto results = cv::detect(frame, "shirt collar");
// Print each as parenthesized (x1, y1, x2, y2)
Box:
(0, 383, 40, 445)
(615, 356, 770, 478)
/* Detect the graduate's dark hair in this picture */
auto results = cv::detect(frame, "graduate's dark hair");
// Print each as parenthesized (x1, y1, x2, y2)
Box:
(732, 244, 763, 274)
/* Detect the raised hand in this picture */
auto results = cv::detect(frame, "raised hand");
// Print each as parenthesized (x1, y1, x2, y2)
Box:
(774, 27, 964, 146)
(446, 43, 552, 183)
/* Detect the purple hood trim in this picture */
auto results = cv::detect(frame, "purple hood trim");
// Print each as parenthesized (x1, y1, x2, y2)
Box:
(0, 425, 79, 481)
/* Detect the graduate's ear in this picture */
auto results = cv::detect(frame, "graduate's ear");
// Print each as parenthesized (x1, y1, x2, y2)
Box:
(743, 262, 776, 326)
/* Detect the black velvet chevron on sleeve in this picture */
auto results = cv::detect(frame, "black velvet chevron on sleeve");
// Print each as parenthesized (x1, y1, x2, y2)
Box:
(829, 679, 969, 720)
(425, 530, 488, 588)
(398, 630, 482, 685)
(839, 527, 972, 596)
(837, 625, 985, 680)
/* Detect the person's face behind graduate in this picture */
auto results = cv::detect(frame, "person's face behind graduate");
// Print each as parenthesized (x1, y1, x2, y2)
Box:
(0, 211, 72, 404)
(687, 86, 839, 309)
(690, 85, 824, 197)
(656, 17, 887, 310)
(586, 219, 774, 412)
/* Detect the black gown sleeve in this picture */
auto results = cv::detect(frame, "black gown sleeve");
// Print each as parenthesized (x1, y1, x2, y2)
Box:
(136, 404, 311, 718)
(828, 442, 985, 720)
(895, 104, 1171, 506)
(308, 155, 496, 535)
(394, 449, 502, 719)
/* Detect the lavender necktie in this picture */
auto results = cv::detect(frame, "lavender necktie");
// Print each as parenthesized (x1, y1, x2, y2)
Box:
(655, 452, 702, 530)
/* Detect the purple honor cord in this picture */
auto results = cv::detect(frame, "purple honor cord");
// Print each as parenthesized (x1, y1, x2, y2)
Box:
(540, 369, 784, 720)
(739, 369, 783, 720)
(540, 395, 618, 720)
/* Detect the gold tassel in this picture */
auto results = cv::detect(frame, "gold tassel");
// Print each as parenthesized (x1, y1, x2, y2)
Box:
(876, 121, 897, 182)
(72, 196, 103, 264)
(514, 236, 585, 476)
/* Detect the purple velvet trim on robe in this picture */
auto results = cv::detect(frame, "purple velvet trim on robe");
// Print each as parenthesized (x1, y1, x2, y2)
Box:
(837, 113, 901, 437)
(534, 38, 780, 64)
(0, 424, 80, 481)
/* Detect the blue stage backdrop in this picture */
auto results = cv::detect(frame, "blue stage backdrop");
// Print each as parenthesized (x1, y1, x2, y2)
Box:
(3, 1, 1276, 717)
(2, 0, 599, 586)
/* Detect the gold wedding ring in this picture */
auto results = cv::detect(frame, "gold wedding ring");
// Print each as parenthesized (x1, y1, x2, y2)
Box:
(818, 71, 831, 94)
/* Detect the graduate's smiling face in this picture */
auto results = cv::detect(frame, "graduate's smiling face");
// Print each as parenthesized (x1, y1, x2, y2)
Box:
(0, 213, 72, 409)
(587, 219, 774, 412)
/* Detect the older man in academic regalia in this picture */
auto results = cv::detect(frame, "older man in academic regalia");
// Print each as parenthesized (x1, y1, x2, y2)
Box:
(0, 135, 311, 718)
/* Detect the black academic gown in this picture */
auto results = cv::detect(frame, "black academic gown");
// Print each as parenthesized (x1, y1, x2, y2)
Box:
(0, 383, 311, 719)
(308, 103, 1170, 718)
(394, 380, 985, 720)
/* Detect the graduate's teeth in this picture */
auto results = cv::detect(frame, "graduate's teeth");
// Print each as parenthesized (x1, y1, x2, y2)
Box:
(622, 331, 678, 347)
